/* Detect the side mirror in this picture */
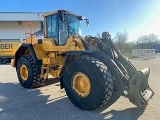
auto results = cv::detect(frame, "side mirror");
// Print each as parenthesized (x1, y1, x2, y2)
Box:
(85, 19, 90, 27)
(78, 16, 90, 27)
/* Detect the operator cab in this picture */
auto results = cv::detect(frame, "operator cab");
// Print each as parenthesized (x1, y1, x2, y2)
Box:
(43, 10, 89, 45)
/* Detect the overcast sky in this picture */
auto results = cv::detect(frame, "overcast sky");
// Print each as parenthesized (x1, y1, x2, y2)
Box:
(0, 0, 160, 41)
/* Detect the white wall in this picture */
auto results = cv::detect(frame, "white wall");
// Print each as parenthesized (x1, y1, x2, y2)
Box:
(0, 21, 42, 41)
(0, 12, 43, 21)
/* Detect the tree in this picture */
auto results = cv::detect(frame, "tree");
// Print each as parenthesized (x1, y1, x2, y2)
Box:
(114, 30, 128, 50)
(136, 34, 159, 49)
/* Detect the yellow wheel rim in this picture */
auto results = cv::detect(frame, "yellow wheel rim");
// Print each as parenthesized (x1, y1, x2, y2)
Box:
(20, 64, 28, 81)
(72, 72, 91, 97)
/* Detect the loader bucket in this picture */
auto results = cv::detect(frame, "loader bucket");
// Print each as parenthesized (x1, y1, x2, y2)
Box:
(129, 67, 154, 109)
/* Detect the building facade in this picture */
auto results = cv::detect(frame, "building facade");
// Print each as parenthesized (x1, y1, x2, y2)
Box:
(0, 12, 43, 42)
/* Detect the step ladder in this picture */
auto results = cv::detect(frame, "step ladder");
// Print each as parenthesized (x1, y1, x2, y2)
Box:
(25, 22, 35, 44)
(40, 65, 50, 79)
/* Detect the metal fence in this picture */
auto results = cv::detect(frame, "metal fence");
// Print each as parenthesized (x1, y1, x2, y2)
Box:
(132, 49, 155, 58)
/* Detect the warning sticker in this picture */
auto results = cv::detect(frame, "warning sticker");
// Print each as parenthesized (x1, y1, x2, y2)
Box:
(36, 34, 44, 40)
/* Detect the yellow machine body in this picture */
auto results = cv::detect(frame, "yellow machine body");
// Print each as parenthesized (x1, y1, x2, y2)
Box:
(18, 33, 85, 78)
(0, 42, 20, 57)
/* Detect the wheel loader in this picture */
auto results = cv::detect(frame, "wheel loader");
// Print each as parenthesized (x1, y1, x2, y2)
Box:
(11, 10, 154, 110)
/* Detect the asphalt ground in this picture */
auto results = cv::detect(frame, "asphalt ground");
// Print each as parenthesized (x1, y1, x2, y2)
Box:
(0, 55, 160, 120)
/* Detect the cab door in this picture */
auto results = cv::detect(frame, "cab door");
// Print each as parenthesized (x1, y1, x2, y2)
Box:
(46, 14, 58, 45)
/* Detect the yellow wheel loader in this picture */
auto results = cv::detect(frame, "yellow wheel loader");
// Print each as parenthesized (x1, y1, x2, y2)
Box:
(11, 10, 154, 110)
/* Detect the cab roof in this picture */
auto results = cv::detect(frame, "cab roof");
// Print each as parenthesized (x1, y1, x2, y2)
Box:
(42, 9, 82, 18)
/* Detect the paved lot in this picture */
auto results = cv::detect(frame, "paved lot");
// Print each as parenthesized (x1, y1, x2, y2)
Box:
(0, 55, 160, 120)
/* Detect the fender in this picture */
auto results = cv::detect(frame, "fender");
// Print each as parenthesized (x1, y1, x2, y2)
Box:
(14, 44, 42, 73)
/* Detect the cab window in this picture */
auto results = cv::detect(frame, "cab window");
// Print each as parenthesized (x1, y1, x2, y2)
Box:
(46, 14, 58, 43)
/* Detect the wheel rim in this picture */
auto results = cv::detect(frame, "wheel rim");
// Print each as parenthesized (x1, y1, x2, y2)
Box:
(72, 72, 91, 97)
(20, 64, 28, 81)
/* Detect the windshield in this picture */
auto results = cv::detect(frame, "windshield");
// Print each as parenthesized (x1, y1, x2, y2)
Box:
(65, 14, 82, 36)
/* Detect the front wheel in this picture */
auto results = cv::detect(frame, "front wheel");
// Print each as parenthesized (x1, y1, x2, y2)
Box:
(63, 56, 114, 110)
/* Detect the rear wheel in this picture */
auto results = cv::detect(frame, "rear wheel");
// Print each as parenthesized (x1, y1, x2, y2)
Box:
(16, 55, 43, 88)
(63, 56, 114, 110)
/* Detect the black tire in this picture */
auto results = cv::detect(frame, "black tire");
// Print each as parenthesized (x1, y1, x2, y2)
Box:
(16, 55, 42, 88)
(63, 56, 114, 110)
(1, 58, 7, 64)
